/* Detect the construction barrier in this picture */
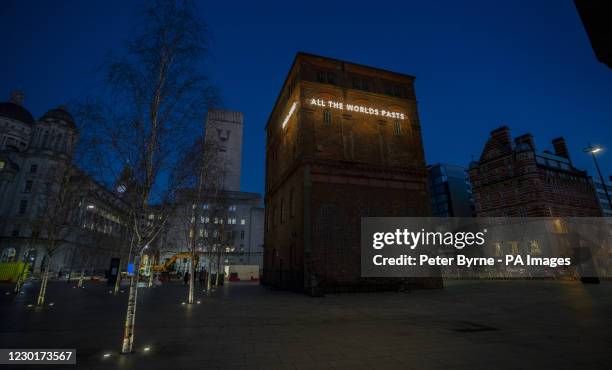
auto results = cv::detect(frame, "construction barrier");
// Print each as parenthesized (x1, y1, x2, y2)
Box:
(0, 262, 29, 283)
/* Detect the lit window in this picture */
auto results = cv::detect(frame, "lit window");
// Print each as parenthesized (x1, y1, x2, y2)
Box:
(240, 219, 246, 225)
(495, 243, 502, 257)
(509, 241, 519, 255)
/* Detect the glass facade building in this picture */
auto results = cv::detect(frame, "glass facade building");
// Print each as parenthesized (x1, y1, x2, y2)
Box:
(428, 163, 475, 217)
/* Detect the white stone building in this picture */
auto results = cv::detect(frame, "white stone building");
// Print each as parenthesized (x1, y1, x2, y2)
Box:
(159, 190, 264, 275)
(0, 91, 130, 276)
(204, 109, 243, 192)
(158, 108, 264, 276)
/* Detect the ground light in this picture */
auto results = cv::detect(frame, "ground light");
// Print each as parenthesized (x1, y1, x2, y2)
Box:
(103, 353, 111, 358)
(143, 347, 151, 352)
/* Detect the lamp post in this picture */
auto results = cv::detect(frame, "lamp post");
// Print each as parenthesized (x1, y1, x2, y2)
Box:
(584, 143, 612, 214)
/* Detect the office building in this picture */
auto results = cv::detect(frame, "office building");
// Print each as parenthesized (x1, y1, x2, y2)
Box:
(428, 163, 474, 217)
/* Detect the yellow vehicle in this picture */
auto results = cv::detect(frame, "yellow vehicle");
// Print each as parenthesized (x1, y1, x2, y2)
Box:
(152, 253, 199, 272)
(0, 262, 29, 283)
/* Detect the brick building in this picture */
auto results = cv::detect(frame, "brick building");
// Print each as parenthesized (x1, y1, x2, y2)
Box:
(469, 126, 602, 217)
(263, 53, 435, 294)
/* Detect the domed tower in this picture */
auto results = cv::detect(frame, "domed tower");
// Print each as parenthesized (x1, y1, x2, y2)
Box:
(0, 91, 35, 152)
(30, 105, 79, 158)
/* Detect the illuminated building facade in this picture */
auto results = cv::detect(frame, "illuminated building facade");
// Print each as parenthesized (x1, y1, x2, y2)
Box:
(469, 126, 602, 217)
(0, 91, 130, 275)
(263, 53, 434, 293)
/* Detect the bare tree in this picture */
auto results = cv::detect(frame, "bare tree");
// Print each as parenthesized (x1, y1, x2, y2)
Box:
(74, 228, 117, 288)
(170, 136, 223, 303)
(30, 164, 84, 306)
(75, 0, 218, 354)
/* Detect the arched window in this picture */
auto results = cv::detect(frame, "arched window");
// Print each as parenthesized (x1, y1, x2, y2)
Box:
(0, 247, 16, 262)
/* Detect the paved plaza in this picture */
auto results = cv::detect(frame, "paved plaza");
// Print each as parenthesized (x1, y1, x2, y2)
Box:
(1, 279, 611, 369)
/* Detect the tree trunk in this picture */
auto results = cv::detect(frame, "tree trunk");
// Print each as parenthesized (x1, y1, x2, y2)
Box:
(121, 254, 141, 354)
(215, 250, 221, 287)
(147, 255, 155, 288)
(206, 257, 212, 292)
(114, 258, 122, 294)
(77, 268, 85, 288)
(188, 256, 195, 303)
(14, 265, 27, 293)
(37, 261, 51, 306)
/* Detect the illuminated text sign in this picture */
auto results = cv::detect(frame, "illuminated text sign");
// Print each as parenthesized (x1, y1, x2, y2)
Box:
(282, 101, 297, 129)
(308, 98, 406, 120)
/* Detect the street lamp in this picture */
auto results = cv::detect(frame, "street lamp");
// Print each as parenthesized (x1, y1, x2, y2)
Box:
(584, 143, 612, 214)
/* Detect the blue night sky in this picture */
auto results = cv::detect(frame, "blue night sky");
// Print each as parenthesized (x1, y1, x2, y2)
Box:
(1, 0, 611, 195)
